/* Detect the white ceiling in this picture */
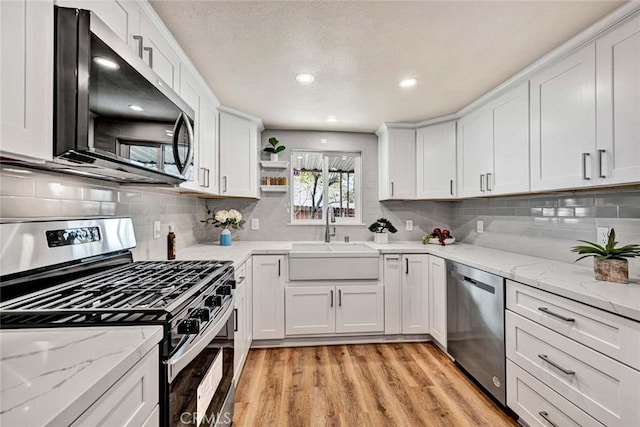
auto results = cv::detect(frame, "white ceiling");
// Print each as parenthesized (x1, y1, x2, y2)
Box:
(150, 0, 625, 132)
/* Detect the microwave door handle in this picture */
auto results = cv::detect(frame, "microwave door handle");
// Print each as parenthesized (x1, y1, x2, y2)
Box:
(172, 112, 194, 175)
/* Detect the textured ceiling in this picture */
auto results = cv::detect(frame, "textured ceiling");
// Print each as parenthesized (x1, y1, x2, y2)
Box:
(150, 0, 625, 132)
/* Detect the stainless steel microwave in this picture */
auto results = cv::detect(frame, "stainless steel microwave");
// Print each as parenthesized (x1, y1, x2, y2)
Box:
(53, 6, 194, 185)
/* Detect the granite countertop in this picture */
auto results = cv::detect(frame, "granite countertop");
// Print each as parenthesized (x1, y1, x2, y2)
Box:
(160, 240, 640, 322)
(0, 325, 163, 427)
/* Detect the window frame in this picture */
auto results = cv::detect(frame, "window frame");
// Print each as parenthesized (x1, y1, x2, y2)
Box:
(289, 150, 362, 225)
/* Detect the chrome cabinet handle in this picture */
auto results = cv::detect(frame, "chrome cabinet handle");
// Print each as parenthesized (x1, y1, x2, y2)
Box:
(223, 176, 228, 192)
(338, 289, 342, 307)
(132, 35, 143, 58)
(386, 256, 400, 261)
(582, 152, 590, 180)
(143, 46, 153, 68)
(598, 149, 606, 178)
(450, 179, 454, 196)
(405, 258, 409, 274)
(391, 181, 394, 197)
(199, 168, 207, 187)
(330, 290, 334, 307)
(206, 168, 210, 188)
(538, 411, 559, 427)
(538, 354, 575, 375)
(486, 173, 492, 191)
(538, 307, 575, 323)
(480, 174, 485, 192)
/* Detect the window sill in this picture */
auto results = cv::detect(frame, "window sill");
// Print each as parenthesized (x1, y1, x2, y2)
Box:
(286, 222, 366, 226)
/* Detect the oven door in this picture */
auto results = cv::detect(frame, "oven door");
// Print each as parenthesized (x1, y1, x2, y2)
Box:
(167, 302, 235, 427)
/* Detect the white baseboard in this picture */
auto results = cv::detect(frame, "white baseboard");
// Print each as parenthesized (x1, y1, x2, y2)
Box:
(250, 334, 432, 349)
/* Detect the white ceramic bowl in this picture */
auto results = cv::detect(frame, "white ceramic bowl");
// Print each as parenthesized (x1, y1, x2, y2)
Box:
(425, 237, 456, 245)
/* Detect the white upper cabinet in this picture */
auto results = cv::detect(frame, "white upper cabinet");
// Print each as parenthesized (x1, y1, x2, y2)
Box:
(458, 82, 529, 197)
(416, 122, 457, 199)
(596, 14, 640, 185)
(378, 126, 416, 200)
(491, 82, 530, 195)
(137, 11, 180, 90)
(1, 0, 53, 162)
(457, 106, 493, 197)
(55, 0, 140, 55)
(530, 44, 596, 191)
(177, 65, 219, 194)
(219, 109, 259, 198)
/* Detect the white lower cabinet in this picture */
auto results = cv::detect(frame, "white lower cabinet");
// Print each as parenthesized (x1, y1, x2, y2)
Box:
(428, 255, 447, 348)
(72, 347, 159, 427)
(252, 255, 285, 340)
(285, 284, 384, 336)
(506, 310, 640, 427)
(233, 273, 247, 381)
(383, 254, 430, 335)
(507, 360, 604, 427)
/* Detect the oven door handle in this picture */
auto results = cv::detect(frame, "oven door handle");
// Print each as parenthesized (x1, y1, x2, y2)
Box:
(166, 300, 234, 383)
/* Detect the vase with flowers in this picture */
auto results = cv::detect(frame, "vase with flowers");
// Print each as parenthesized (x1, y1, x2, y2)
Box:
(202, 206, 245, 246)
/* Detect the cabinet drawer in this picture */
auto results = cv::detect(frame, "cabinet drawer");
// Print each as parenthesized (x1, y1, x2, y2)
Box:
(235, 262, 247, 286)
(507, 360, 604, 427)
(506, 311, 640, 427)
(72, 347, 159, 427)
(507, 280, 640, 370)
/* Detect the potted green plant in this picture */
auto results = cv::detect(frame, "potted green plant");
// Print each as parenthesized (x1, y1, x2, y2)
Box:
(571, 229, 640, 284)
(264, 137, 286, 161)
(368, 218, 398, 244)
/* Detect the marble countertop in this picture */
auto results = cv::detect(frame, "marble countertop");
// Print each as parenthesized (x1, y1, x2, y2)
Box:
(0, 325, 162, 427)
(160, 240, 640, 322)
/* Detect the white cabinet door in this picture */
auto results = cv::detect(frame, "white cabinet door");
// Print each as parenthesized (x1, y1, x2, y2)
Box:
(55, 0, 140, 55)
(457, 106, 493, 197)
(491, 82, 530, 195)
(416, 122, 457, 199)
(252, 255, 285, 340)
(596, 14, 640, 185)
(219, 110, 258, 198)
(1, 0, 53, 161)
(198, 99, 219, 194)
(285, 286, 335, 336)
(233, 280, 246, 380)
(530, 44, 596, 191)
(383, 255, 403, 335)
(428, 255, 447, 348)
(402, 254, 429, 334)
(336, 284, 384, 334)
(378, 126, 416, 200)
(138, 11, 180, 90)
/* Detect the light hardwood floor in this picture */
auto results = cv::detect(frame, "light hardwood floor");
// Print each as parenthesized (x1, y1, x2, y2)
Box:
(234, 342, 518, 426)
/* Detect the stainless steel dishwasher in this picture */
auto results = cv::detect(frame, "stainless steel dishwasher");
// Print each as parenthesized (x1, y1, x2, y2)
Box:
(447, 261, 506, 405)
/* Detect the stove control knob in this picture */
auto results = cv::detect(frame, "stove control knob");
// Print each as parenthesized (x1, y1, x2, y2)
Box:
(205, 295, 222, 307)
(190, 308, 210, 322)
(215, 286, 232, 296)
(225, 279, 237, 290)
(178, 318, 200, 335)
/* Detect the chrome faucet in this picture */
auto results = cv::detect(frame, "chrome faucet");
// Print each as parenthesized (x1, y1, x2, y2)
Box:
(324, 206, 336, 242)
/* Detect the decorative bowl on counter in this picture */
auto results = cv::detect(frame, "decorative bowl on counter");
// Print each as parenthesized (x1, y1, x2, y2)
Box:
(425, 237, 456, 245)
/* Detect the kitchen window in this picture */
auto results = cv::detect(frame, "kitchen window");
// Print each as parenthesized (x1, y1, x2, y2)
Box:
(290, 151, 362, 224)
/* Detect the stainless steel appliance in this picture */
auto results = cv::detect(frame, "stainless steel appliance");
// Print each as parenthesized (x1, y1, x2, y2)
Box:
(0, 218, 235, 426)
(446, 261, 506, 405)
(2, 7, 195, 185)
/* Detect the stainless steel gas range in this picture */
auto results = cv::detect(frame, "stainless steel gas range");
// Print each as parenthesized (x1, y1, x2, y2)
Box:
(0, 218, 236, 427)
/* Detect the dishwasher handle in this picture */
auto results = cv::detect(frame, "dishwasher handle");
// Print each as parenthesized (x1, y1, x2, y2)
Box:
(451, 270, 497, 294)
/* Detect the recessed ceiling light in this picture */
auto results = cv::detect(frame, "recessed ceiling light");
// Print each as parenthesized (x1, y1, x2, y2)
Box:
(165, 130, 174, 137)
(320, 139, 327, 144)
(296, 73, 315, 84)
(128, 104, 144, 112)
(93, 57, 119, 70)
(325, 116, 338, 123)
(399, 78, 417, 88)
(297, 155, 303, 159)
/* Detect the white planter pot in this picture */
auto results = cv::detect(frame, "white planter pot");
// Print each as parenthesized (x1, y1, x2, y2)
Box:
(374, 232, 388, 244)
(270, 153, 279, 162)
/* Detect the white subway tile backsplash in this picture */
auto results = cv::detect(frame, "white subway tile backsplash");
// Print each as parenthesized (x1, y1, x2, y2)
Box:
(59, 200, 101, 217)
(0, 173, 35, 197)
(0, 197, 60, 218)
(35, 181, 84, 200)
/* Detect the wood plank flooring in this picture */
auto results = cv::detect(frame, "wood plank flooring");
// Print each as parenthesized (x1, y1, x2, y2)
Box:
(234, 342, 518, 426)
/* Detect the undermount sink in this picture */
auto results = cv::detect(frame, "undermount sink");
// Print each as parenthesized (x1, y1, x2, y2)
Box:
(289, 242, 379, 280)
